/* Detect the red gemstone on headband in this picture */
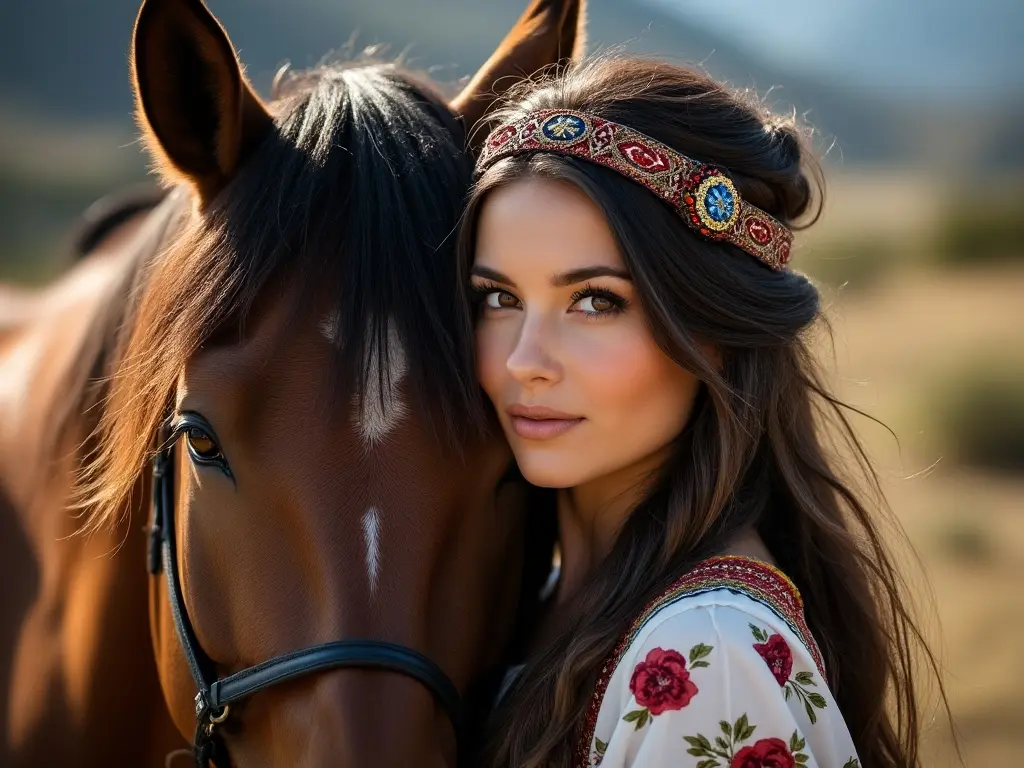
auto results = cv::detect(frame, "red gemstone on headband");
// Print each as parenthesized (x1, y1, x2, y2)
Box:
(779, 243, 792, 264)
(617, 141, 670, 172)
(745, 217, 773, 244)
(488, 124, 517, 149)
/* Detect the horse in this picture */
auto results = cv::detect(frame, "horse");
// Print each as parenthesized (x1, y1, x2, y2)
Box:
(0, 0, 585, 764)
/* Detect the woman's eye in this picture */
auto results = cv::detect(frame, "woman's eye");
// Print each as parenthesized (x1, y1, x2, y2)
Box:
(185, 427, 222, 461)
(575, 294, 615, 314)
(570, 290, 626, 316)
(485, 290, 520, 309)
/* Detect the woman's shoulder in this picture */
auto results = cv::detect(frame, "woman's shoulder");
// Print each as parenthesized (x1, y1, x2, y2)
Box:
(619, 556, 826, 679)
(577, 557, 860, 768)
(598, 556, 828, 717)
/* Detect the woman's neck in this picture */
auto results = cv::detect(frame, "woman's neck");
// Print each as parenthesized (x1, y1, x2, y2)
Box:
(549, 451, 779, 610)
(551, 450, 667, 607)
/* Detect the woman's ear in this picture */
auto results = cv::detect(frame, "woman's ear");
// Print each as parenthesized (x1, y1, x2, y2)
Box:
(131, 0, 274, 204)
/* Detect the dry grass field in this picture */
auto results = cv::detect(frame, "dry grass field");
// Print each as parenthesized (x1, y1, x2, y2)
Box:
(800, 170, 1024, 766)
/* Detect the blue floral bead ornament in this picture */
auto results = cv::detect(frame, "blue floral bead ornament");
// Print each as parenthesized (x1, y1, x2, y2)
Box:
(694, 173, 741, 233)
(541, 114, 587, 142)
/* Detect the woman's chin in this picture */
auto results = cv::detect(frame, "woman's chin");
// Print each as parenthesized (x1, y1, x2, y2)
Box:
(513, 453, 585, 489)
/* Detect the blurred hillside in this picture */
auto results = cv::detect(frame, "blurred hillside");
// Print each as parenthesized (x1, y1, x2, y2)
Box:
(1, 0, 1023, 281)
(3, 0, 1023, 167)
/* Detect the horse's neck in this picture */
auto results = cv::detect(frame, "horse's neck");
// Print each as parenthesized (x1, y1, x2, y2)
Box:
(0, 195, 186, 765)
(0, 191, 181, 507)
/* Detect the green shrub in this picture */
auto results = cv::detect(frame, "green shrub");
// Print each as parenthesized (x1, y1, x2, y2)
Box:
(933, 365, 1024, 474)
(936, 518, 993, 563)
(933, 194, 1024, 267)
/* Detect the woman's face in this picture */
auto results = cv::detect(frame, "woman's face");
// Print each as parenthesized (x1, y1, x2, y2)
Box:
(471, 176, 702, 490)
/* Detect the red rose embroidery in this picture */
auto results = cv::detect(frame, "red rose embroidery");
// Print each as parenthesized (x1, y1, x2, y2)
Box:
(628, 647, 698, 714)
(731, 737, 796, 768)
(754, 634, 793, 686)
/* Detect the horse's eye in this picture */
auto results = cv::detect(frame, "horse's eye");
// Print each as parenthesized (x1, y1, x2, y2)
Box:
(185, 427, 222, 461)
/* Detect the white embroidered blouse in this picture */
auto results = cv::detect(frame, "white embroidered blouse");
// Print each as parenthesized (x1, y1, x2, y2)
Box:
(571, 556, 862, 768)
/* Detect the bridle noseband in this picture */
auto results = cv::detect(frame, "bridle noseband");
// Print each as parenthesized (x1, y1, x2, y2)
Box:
(147, 429, 464, 766)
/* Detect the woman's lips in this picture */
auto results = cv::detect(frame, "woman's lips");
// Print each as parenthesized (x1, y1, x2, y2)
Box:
(506, 404, 584, 441)
(509, 415, 584, 440)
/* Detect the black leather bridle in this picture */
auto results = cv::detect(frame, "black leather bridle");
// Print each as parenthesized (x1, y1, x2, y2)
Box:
(147, 426, 464, 766)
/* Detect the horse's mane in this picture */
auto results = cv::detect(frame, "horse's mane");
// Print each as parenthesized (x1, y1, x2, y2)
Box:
(48, 190, 187, 475)
(76, 60, 484, 530)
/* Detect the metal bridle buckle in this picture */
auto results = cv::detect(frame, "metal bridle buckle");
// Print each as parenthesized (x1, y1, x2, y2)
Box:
(204, 705, 230, 737)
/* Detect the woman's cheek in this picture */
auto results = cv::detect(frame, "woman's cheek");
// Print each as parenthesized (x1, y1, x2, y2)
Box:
(475, 324, 508, 398)
(569, 325, 658, 405)
(576, 324, 697, 440)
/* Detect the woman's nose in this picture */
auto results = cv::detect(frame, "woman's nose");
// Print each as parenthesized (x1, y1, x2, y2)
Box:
(505, 314, 561, 387)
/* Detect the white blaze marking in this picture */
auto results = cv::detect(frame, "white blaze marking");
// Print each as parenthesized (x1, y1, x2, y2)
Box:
(360, 321, 409, 447)
(362, 506, 382, 595)
(320, 312, 409, 446)
(319, 310, 342, 345)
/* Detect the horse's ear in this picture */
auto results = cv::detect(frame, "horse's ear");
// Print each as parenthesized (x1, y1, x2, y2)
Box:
(130, 0, 274, 203)
(451, 0, 586, 152)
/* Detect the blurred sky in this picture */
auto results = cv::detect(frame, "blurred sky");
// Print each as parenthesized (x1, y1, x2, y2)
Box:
(647, 0, 1024, 101)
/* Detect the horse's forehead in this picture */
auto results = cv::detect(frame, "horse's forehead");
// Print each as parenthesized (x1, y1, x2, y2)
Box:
(179, 306, 409, 450)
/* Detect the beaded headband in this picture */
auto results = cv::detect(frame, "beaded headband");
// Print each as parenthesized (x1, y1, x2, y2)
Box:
(478, 109, 793, 270)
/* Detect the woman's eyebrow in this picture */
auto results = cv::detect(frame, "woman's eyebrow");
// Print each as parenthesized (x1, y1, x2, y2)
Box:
(550, 266, 632, 287)
(470, 264, 632, 288)
(470, 265, 516, 287)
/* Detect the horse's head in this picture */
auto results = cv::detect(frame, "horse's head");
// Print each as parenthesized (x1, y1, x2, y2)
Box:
(82, 0, 585, 764)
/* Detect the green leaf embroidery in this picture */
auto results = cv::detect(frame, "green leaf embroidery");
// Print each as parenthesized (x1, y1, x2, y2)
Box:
(748, 623, 769, 642)
(685, 738, 724, 760)
(594, 737, 607, 756)
(696, 760, 720, 768)
(622, 708, 649, 730)
(843, 759, 861, 768)
(689, 643, 714, 663)
(807, 692, 828, 709)
(690, 660, 710, 669)
(795, 671, 816, 686)
(684, 725, 738, 761)
(784, 685, 792, 701)
(804, 698, 818, 724)
(731, 713, 756, 741)
(787, 730, 811, 764)
(733, 713, 749, 738)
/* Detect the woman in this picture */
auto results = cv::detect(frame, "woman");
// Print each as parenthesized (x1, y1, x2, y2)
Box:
(457, 57, 948, 767)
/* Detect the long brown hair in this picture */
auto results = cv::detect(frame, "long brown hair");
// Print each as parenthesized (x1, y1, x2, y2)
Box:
(457, 56, 952, 768)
